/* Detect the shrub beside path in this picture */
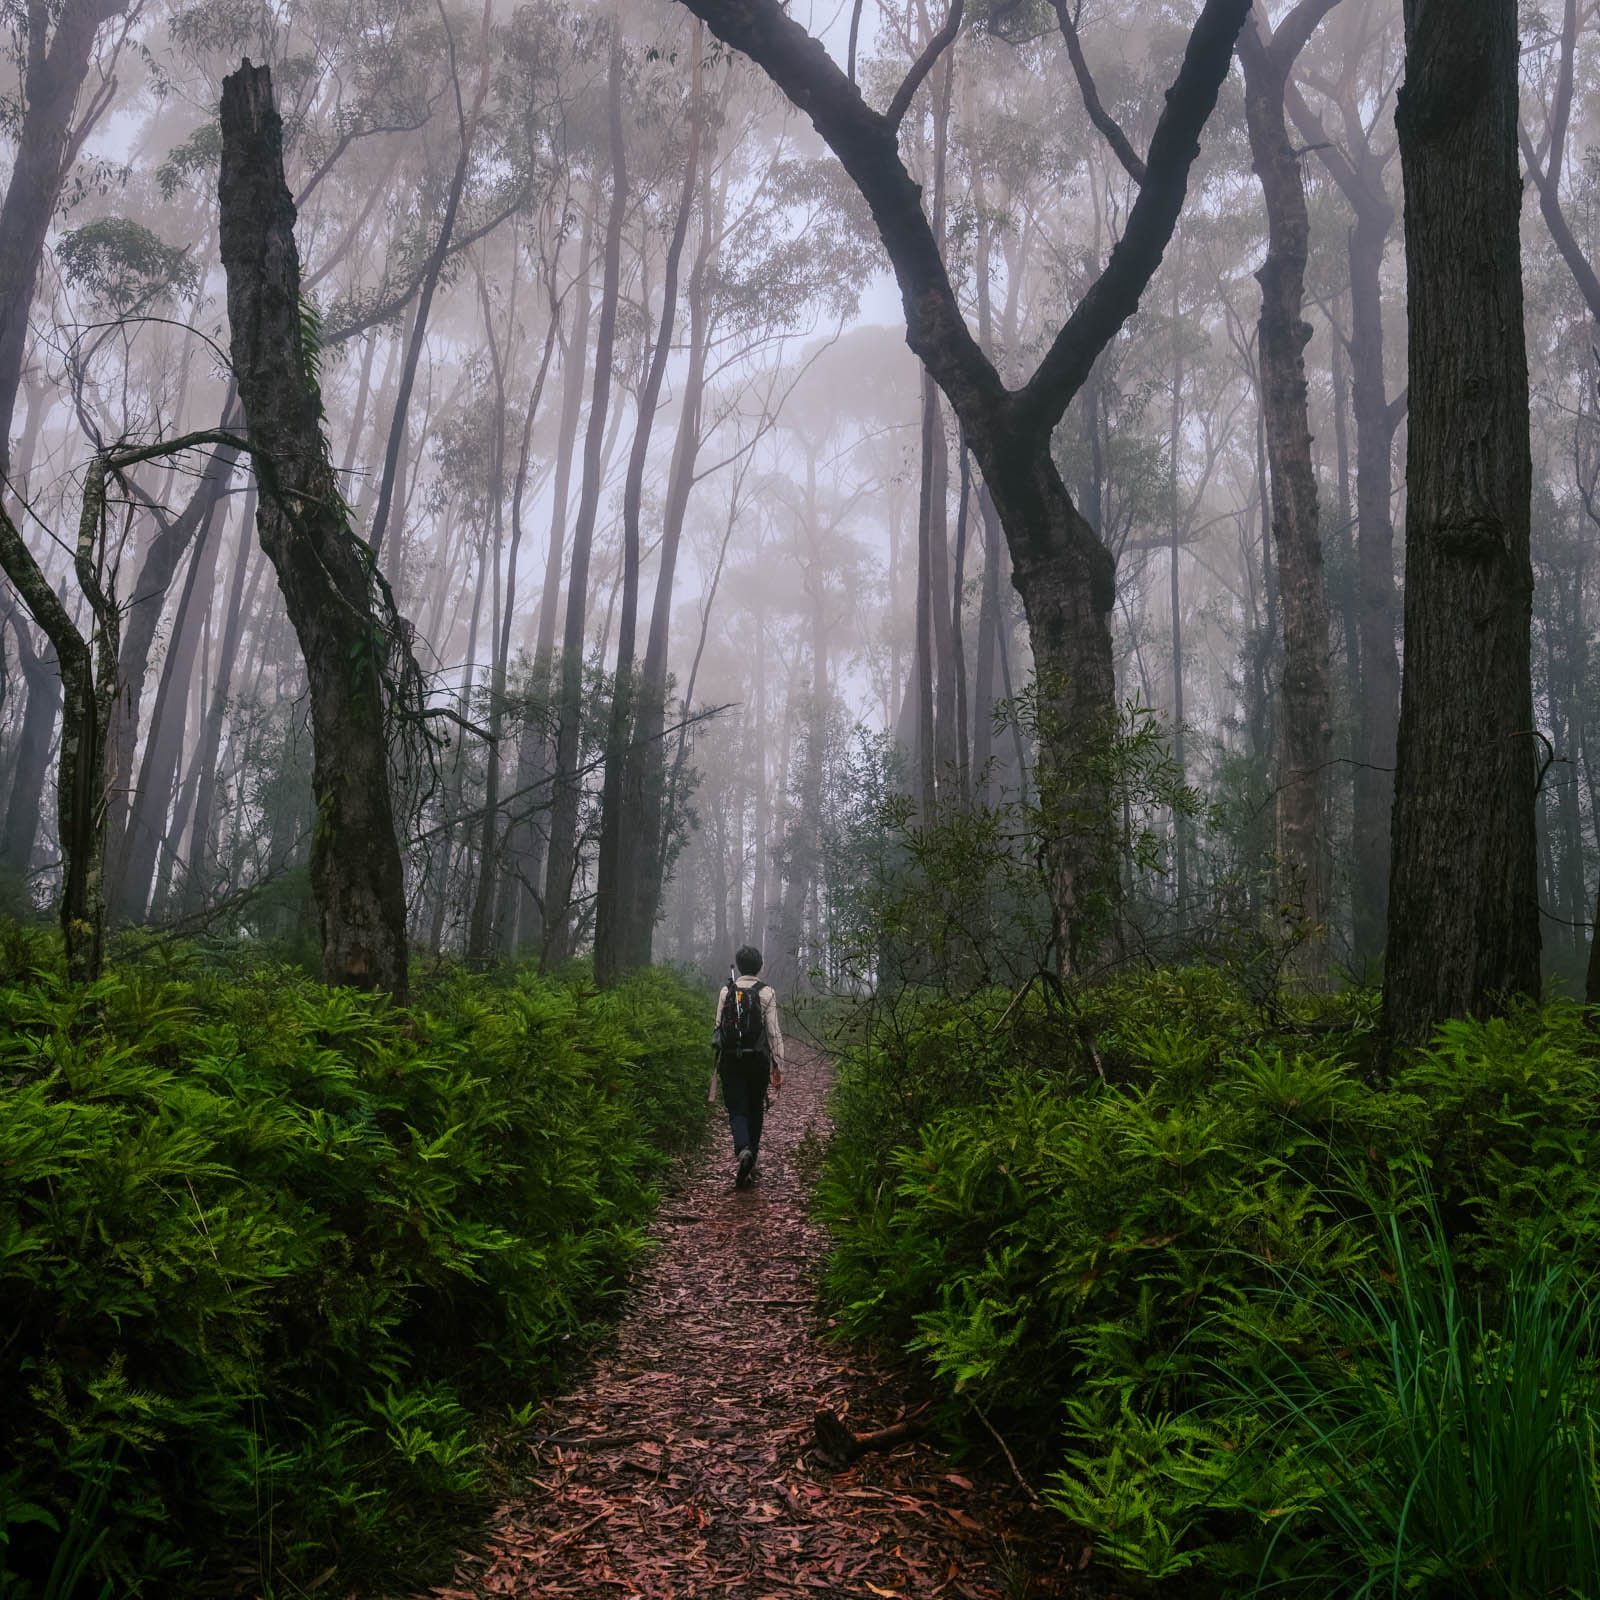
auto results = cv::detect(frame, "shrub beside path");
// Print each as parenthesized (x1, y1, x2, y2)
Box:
(427, 1045, 1085, 1600)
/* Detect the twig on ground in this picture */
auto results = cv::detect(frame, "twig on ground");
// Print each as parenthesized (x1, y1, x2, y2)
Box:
(975, 1403, 1040, 1506)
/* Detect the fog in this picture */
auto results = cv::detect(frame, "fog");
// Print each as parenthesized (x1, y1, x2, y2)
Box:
(0, 0, 1591, 996)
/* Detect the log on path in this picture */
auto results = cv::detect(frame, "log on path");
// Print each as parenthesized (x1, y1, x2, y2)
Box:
(423, 1045, 1090, 1599)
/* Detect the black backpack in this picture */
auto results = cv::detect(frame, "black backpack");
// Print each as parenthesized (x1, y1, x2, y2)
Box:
(718, 973, 768, 1066)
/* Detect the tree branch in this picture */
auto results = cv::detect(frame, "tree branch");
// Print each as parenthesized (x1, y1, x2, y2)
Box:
(1267, 0, 1344, 73)
(1015, 0, 1250, 432)
(674, 0, 1003, 420)
(885, 0, 964, 132)
(1048, 0, 1146, 183)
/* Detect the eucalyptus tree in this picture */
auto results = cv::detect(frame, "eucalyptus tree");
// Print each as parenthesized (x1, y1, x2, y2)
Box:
(599, 57, 878, 977)
(1384, 0, 1539, 1044)
(541, 33, 630, 968)
(671, 0, 1250, 973)
(219, 60, 413, 998)
(1238, 0, 1340, 973)
(589, 21, 711, 983)
(1287, 0, 1405, 964)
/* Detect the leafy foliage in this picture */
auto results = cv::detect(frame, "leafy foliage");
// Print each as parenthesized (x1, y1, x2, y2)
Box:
(55, 219, 199, 312)
(0, 947, 710, 1594)
(818, 972, 1600, 1592)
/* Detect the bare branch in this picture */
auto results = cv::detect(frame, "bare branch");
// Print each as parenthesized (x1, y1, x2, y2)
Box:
(1016, 0, 1251, 431)
(885, 0, 964, 132)
(1048, 0, 1146, 184)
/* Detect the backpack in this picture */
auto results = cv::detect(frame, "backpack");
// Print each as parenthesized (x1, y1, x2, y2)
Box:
(718, 975, 768, 1066)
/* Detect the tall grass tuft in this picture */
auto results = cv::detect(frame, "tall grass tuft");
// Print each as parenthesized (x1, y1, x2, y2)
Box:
(1238, 1206, 1600, 1598)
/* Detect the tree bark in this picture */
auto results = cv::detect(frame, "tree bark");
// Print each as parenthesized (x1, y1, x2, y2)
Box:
(219, 61, 410, 1000)
(0, 613, 60, 884)
(1384, 0, 1539, 1046)
(1239, 4, 1338, 975)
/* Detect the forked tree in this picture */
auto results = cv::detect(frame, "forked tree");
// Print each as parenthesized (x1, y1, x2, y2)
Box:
(669, 0, 1250, 972)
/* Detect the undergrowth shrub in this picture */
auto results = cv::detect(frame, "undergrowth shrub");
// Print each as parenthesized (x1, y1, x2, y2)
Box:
(818, 970, 1600, 1594)
(0, 949, 709, 1595)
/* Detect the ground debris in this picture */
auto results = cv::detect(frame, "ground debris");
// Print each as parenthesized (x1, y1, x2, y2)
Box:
(420, 1048, 1099, 1600)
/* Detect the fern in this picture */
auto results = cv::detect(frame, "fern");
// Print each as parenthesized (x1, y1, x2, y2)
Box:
(0, 942, 711, 1596)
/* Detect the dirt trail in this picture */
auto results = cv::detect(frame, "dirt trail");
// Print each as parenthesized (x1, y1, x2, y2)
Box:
(429, 1047, 1083, 1600)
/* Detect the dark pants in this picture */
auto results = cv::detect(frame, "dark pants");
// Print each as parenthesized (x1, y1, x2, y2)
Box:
(721, 1053, 770, 1158)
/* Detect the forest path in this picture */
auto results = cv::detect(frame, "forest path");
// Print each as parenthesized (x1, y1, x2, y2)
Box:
(427, 1046, 1083, 1600)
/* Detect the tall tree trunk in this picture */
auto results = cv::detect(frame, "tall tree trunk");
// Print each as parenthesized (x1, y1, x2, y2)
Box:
(1348, 209, 1401, 966)
(749, 600, 770, 954)
(1240, 4, 1337, 974)
(185, 492, 261, 912)
(503, 195, 597, 950)
(429, 535, 490, 955)
(462, 262, 513, 964)
(927, 55, 958, 789)
(914, 377, 939, 816)
(368, 0, 494, 556)
(1385, 0, 1539, 1045)
(950, 438, 972, 805)
(1287, 74, 1403, 967)
(103, 420, 240, 919)
(0, 0, 129, 479)
(219, 61, 410, 1000)
(0, 617, 59, 882)
(542, 37, 627, 967)
(114, 486, 229, 920)
(1168, 274, 1190, 923)
(595, 36, 704, 986)
(971, 485, 1001, 806)
(620, 118, 720, 971)
(470, 315, 555, 960)
(0, 457, 119, 980)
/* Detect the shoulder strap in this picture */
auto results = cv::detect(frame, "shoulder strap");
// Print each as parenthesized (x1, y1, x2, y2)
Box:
(748, 980, 765, 997)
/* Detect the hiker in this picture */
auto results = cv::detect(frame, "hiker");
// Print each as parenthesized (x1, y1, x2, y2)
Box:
(710, 945, 785, 1188)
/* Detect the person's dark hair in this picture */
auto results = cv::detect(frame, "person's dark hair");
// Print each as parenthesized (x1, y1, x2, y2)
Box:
(734, 945, 762, 976)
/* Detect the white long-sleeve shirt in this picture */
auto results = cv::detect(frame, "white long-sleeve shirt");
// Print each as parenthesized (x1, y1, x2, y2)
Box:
(713, 974, 785, 1069)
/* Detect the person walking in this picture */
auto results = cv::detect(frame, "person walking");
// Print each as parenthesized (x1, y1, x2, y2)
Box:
(710, 945, 785, 1188)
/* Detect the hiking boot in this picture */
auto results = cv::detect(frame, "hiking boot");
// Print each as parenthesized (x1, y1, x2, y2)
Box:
(735, 1147, 756, 1188)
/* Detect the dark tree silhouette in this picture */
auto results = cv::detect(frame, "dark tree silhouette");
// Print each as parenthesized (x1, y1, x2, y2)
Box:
(1384, 0, 1539, 1044)
(218, 60, 411, 1000)
(669, 0, 1250, 972)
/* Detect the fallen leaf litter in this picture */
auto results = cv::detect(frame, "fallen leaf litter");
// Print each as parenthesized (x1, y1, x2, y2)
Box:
(424, 1047, 1096, 1600)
